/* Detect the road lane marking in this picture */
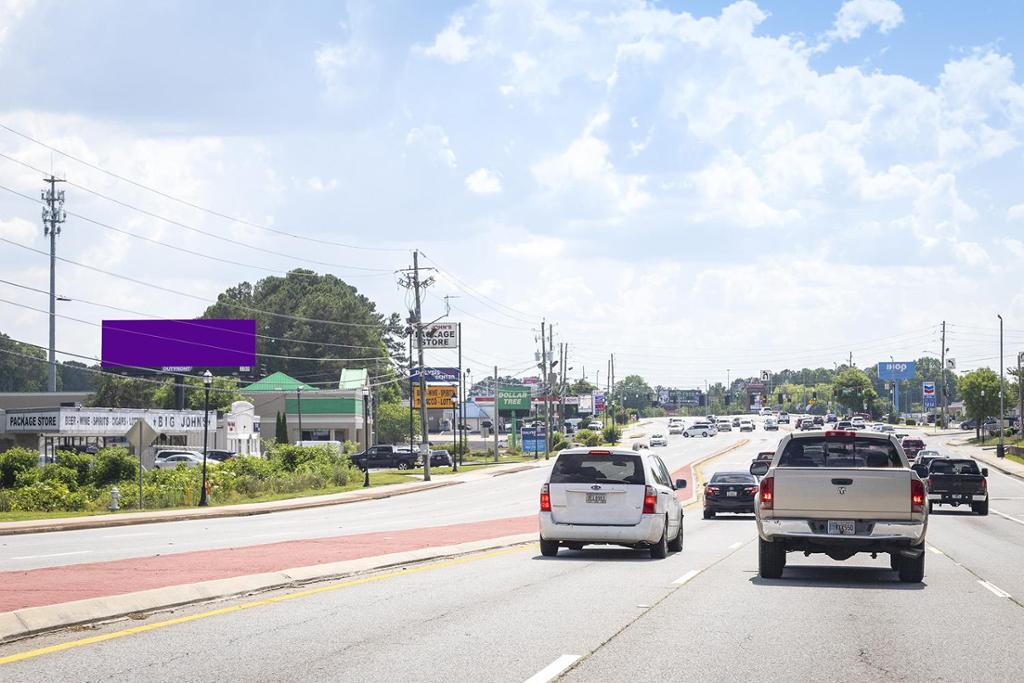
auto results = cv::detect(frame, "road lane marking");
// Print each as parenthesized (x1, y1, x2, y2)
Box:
(728, 541, 743, 550)
(100, 532, 156, 539)
(0, 544, 531, 667)
(672, 569, 701, 585)
(991, 509, 1024, 527)
(524, 655, 580, 683)
(978, 580, 1012, 599)
(927, 546, 945, 556)
(10, 551, 91, 561)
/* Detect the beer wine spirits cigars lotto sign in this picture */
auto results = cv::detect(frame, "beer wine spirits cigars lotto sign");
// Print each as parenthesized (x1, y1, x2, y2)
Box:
(3, 409, 216, 435)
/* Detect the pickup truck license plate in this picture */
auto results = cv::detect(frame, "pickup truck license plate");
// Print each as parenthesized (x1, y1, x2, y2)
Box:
(586, 493, 606, 504)
(726, 491, 738, 497)
(827, 520, 856, 535)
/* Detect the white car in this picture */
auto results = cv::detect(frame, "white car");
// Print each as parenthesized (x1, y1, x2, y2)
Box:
(539, 447, 686, 558)
(649, 433, 668, 447)
(851, 417, 866, 429)
(683, 422, 717, 438)
(153, 451, 210, 469)
(716, 420, 733, 432)
(764, 417, 779, 431)
(668, 423, 684, 435)
(739, 419, 755, 432)
(587, 421, 604, 430)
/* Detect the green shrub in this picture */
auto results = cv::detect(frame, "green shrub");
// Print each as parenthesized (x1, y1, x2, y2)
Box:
(550, 432, 568, 452)
(10, 481, 89, 512)
(0, 489, 11, 512)
(55, 451, 95, 486)
(602, 425, 622, 445)
(270, 444, 337, 471)
(904, 418, 917, 426)
(0, 448, 39, 488)
(92, 448, 138, 486)
(14, 466, 40, 488)
(40, 464, 79, 491)
(343, 440, 360, 455)
(575, 429, 602, 447)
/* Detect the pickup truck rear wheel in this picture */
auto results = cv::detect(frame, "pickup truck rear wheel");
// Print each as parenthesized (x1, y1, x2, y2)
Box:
(972, 500, 989, 516)
(889, 553, 901, 571)
(758, 538, 785, 579)
(540, 538, 559, 557)
(898, 544, 925, 583)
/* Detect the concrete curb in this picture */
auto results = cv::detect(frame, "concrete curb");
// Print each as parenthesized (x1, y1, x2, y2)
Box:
(0, 459, 547, 537)
(0, 532, 538, 644)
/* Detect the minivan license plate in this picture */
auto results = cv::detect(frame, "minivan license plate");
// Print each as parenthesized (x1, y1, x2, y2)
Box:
(827, 520, 856, 535)
(586, 493, 607, 504)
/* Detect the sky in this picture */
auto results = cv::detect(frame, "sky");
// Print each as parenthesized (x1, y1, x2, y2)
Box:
(0, 0, 1023, 390)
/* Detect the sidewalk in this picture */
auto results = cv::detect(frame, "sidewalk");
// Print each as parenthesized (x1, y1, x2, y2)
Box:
(0, 459, 552, 537)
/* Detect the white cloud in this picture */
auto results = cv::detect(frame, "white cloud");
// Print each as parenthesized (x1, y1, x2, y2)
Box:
(464, 168, 502, 195)
(0, 0, 34, 45)
(405, 125, 457, 168)
(829, 0, 904, 42)
(421, 15, 477, 64)
(0, 216, 35, 242)
(1008, 204, 1024, 221)
(297, 176, 338, 192)
(1002, 238, 1024, 259)
(531, 111, 649, 214)
(952, 240, 989, 267)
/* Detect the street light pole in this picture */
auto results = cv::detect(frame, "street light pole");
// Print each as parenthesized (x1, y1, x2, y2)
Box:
(451, 395, 459, 472)
(296, 387, 303, 443)
(198, 371, 213, 507)
(363, 385, 371, 487)
(998, 315, 1005, 458)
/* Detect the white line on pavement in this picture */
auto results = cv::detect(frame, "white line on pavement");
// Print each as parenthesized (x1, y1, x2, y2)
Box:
(100, 532, 157, 539)
(11, 550, 92, 560)
(978, 580, 1012, 599)
(991, 509, 1024, 527)
(672, 569, 701, 585)
(927, 546, 945, 555)
(728, 541, 743, 550)
(524, 655, 580, 683)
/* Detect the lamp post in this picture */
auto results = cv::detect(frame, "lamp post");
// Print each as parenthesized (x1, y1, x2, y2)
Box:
(362, 385, 370, 487)
(451, 395, 459, 472)
(998, 315, 1005, 458)
(198, 370, 213, 507)
(296, 386, 303, 443)
(980, 389, 986, 444)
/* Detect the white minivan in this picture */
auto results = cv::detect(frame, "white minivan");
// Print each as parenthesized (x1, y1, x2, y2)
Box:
(539, 447, 687, 558)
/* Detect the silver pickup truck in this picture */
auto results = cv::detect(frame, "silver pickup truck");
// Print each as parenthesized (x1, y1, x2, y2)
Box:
(750, 429, 928, 583)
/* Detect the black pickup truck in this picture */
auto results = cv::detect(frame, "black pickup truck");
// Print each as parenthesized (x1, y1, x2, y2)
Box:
(925, 458, 988, 515)
(350, 445, 420, 470)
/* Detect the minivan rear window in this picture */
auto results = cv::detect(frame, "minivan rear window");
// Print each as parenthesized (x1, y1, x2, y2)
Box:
(778, 437, 901, 468)
(550, 453, 645, 485)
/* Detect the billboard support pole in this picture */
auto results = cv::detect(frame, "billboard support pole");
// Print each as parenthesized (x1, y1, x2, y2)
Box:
(174, 374, 186, 411)
(296, 387, 303, 442)
(457, 322, 462, 470)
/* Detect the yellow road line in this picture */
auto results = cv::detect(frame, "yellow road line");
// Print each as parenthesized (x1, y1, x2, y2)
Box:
(0, 544, 531, 667)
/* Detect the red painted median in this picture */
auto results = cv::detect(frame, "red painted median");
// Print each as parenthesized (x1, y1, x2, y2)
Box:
(0, 515, 538, 613)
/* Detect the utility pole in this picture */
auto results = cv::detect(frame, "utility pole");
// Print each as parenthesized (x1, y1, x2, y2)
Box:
(493, 365, 499, 462)
(998, 314, 1005, 458)
(398, 251, 435, 480)
(558, 342, 567, 440)
(546, 323, 554, 458)
(1017, 351, 1023, 438)
(540, 320, 548, 458)
(42, 175, 65, 392)
(940, 321, 947, 429)
(610, 353, 616, 429)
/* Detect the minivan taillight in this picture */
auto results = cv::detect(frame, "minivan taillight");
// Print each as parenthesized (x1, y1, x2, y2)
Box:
(540, 483, 551, 512)
(759, 476, 774, 510)
(911, 478, 925, 513)
(642, 485, 657, 514)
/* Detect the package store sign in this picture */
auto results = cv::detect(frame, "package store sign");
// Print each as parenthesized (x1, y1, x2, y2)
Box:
(497, 387, 531, 411)
(3, 409, 216, 435)
(413, 385, 459, 409)
(418, 323, 459, 349)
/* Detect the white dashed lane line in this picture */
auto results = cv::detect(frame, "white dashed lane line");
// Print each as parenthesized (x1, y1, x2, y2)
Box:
(524, 655, 580, 683)
(672, 569, 701, 585)
(978, 580, 1012, 599)
(991, 509, 1024, 527)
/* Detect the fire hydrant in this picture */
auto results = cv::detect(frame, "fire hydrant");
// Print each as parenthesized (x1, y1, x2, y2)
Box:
(109, 486, 120, 511)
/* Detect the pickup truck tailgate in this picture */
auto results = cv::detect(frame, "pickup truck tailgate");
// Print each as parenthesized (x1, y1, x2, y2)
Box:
(774, 469, 913, 520)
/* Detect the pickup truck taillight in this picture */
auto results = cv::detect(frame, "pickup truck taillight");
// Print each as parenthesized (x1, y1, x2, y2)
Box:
(642, 485, 657, 514)
(980, 477, 987, 492)
(911, 479, 925, 513)
(540, 484, 551, 512)
(759, 476, 774, 510)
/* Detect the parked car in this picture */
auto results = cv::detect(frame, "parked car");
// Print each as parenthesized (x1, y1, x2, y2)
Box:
(153, 451, 211, 469)
(750, 430, 927, 583)
(704, 471, 759, 518)
(351, 445, 419, 470)
(683, 422, 717, 438)
(587, 421, 604, 430)
(926, 458, 988, 515)
(205, 449, 238, 462)
(649, 433, 668, 447)
(429, 450, 454, 467)
(539, 447, 686, 557)
(959, 418, 977, 430)
(739, 419, 755, 432)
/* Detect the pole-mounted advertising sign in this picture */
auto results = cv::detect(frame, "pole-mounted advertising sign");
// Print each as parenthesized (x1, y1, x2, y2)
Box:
(878, 361, 916, 380)
(412, 385, 458, 409)
(417, 323, 459, 349)
(923, 381, 936, 408)
(410, 367, 460, 383)
(496, 385, 531, 412)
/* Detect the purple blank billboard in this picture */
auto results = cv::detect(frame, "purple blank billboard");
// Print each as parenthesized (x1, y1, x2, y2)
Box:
(101, 319, 257, 369)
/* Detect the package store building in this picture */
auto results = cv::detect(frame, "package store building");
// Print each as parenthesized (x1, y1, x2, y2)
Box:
(241, 370, 371, 445)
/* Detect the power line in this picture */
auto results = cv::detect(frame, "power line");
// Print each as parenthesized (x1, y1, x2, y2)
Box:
(0, 152, 397, 274)
(0, 236, 389, 330)
(0, 122, 408, 253)
(419, 252, 538, 325)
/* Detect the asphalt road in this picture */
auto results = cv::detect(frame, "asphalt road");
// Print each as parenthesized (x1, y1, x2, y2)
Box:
(0, 421, 758, 570)
(4, 418, 1023, 681)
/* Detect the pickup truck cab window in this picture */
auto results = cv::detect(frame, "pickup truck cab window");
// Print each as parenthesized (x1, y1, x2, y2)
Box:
(929, 459, 980, 475)
(778, 437, 901, 468)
